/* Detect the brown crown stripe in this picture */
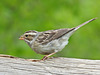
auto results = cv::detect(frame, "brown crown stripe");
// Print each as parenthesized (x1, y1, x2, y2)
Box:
(25, 30, 37, 33)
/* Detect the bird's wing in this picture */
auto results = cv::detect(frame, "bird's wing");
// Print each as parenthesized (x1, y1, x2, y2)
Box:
(35, 18, 97, 44)
(35, 28, 75, 44)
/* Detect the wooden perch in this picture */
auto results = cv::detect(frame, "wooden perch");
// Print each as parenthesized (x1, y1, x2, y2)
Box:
(0, 54, 100, 75)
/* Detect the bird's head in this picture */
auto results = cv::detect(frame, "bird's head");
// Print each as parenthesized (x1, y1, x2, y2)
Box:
(19, 30, 38, 43)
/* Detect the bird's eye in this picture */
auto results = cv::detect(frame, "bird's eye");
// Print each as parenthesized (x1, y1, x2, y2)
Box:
(25, 35, 28, 37)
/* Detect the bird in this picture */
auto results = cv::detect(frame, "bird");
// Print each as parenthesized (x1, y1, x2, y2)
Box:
(19, 18, 97, 61)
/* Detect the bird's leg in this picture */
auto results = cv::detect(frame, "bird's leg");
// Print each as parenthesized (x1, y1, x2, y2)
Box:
(26, 51, 57, 62)
(41, 52, 57, 61)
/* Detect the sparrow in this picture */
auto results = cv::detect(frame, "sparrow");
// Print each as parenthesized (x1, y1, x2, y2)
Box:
(19, 18, 96, 61)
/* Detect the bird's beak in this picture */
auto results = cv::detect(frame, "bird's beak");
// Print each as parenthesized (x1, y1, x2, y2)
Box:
(19, 36, 25, 40)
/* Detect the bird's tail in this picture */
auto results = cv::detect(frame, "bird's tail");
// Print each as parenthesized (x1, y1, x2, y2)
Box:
(74, 18, 97, 31)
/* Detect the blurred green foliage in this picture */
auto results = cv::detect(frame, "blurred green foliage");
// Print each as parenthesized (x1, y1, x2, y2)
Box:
(0, 0, 100, 59)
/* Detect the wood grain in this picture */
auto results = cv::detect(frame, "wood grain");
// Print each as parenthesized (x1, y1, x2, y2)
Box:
(0, 54, 100, 75)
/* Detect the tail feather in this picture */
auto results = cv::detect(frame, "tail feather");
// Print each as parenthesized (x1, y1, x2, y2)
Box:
(74, 18, 97, 31)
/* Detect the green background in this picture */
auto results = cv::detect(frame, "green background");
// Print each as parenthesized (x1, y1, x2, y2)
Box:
(0, 0, 100, 59)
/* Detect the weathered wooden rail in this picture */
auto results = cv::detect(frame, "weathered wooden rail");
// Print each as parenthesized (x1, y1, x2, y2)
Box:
(0, 54, 100, 75)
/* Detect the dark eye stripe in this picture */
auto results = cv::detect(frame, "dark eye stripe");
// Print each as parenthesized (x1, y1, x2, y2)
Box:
(28, 35, 35, 37)
(32, 35, 35, 37)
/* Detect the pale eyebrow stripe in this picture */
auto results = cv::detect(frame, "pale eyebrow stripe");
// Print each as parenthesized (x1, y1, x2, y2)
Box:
(25, 33, 36, 35)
